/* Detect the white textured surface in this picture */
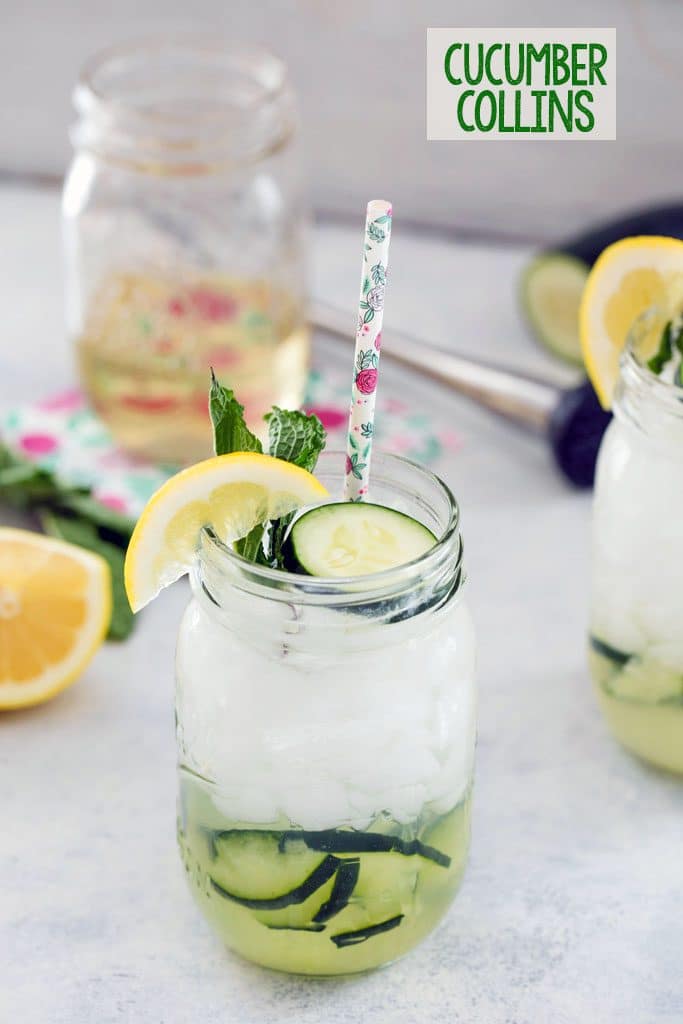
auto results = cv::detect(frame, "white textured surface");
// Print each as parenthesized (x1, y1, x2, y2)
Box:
(1, 186, 682, 1023)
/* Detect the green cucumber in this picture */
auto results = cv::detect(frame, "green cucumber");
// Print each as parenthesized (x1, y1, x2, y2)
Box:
(280, 828, 451, 868)
(265, 923, 326, 933)
(605, 656, 683, 706)
(331, 913, 404, 948)
(520, 252, 589, 366)
(589, 637, 683, 704)
(312, 858, 361, 924)
(284, 501, 436, 577)
(206, 823, 451, 940)
(589, 635, 631, 667)
(208, 829, 339, 908)
(210, 854, 340, 910)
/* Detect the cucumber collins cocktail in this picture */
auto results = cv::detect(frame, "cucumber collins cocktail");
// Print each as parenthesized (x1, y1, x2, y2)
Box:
(175, 451, 476, 974)
(589, 314, 683, 772)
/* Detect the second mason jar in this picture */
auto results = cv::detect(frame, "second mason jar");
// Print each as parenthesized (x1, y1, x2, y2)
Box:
(589, 312, 683, 773)
(175, 452, 477, 974)
(63, 38, 309, 464)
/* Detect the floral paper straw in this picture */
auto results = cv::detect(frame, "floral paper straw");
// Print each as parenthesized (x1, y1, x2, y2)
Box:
(343, 199, 393, 501)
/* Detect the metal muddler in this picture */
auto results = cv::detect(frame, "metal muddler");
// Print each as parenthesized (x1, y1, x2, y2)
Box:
(310, 300, 612, 488)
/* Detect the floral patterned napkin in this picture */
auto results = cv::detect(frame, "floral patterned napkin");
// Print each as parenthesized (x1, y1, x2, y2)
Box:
(0, 366, 461, 521)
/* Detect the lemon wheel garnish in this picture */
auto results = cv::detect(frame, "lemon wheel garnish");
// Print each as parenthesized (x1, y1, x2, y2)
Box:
(579, 235, 683, 408)
(124, 452, 329, 611)
(0, 528, 111, 709)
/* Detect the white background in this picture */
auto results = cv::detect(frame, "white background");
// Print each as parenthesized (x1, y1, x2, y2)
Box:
(1, 0, 682, 240)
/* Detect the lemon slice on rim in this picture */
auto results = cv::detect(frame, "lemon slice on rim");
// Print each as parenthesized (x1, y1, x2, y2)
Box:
(0, 528, 111, 709)
(124, 452, 329, 612)
(579, 235, 683, 408)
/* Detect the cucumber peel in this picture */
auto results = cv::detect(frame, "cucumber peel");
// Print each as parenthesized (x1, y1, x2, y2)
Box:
(312, 858, 361, 924)
(521, 251, 589, 366)
(210, 854, 340, 910)
(279, 827, 452, 868)
(589, 635, 631, 667)
(590, 635, 683, 705)
(204, 823, 452, 941)
(330, 913, 405, 948)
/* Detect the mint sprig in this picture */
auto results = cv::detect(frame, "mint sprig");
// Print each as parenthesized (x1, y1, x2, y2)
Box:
(210, 373, 326, 567)
(39, 508, 134, 641)
(265, 407, 326, 472)
(210, 369, 262, 455)
(647, 322, 675, 375)
(0, 442, 135, 640)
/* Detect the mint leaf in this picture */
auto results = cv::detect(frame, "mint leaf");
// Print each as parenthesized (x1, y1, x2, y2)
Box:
(207, 376, 326, 568)
(265, 407, 326, 473)
(648, 321, 676, 375)
(210, 369, 262, 456)
(261, 408, 326, 567)
(58, 492, 135, 538)
(39, 508, 134, 641)
(0, 443, 72, 507)
(265, 517, 292, 569)
(234, 522, 270, 565)
(0, 442, 135, 639)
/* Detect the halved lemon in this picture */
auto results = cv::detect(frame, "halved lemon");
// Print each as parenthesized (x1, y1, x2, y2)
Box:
(124, 452, 329, 612)
(579, 235, 683, 408)
(0, 528, 111, 709)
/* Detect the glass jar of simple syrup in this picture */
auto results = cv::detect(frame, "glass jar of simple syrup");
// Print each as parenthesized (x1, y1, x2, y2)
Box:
(176, 452, 478, 974)
(63, 38, 309, 464)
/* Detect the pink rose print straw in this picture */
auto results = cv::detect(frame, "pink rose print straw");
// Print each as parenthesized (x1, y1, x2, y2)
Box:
(343, 199, 392, 501)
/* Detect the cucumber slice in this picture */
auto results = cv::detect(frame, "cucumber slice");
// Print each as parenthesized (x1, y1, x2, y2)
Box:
(312, 858, 361, 924)
(210, 855, 339, 910)
(285, 502, 436, 577)
(604, 655, 683, 706)
(589, 635, 631, 668)
(331, 913, 404, 948)
(280, 827, 451, 868)
(520, 252, 589, 366)
(208, 829, 339, 908)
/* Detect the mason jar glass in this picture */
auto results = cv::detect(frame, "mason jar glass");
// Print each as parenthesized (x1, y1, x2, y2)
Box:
(62, 37, 309, 464)
(589, 311, 683, 773)
(175, 452, 477, 975)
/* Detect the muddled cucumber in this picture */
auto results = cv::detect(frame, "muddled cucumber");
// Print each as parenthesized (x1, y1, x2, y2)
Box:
(210, 854, 339, 911)
(590, 635, 683, 705)
(279, 827, 452, 868)
(589, 635, 631, 668)
(284, 502, 436, 578)
(179, 778, 473, 973)
(312, 858, 361, 924)
(606, 656, 683, 705)
(331, 914, 405, 948)
(204, 822, 452, 941)
(520, 252, 589, 366)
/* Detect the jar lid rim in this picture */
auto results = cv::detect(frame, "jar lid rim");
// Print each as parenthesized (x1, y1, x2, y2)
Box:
(76, 35, 289, 122)
(197, 450, 463, 603)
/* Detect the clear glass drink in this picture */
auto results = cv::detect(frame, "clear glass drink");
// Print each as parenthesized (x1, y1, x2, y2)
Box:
(175, 452, 477, 974)
(589, 311, 683, 773)
(63, 38, 309, 464)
